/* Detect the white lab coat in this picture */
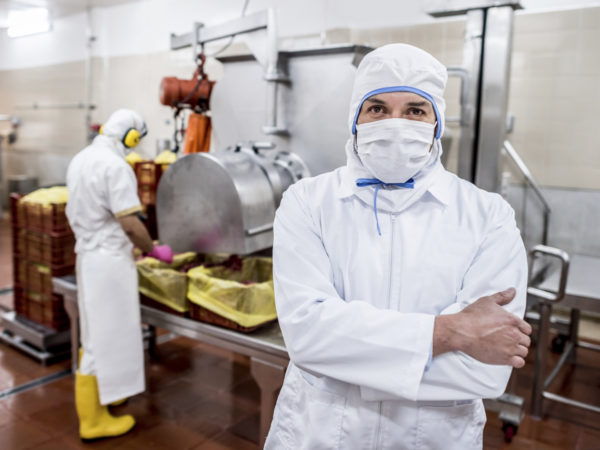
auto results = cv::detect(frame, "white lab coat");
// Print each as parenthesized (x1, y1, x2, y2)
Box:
(66, 135, 145, 405)
(264, 165, 527, 449)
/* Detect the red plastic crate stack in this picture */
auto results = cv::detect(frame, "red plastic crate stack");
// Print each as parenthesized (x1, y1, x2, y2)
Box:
(133, 162, 166, 240)
(10, 193, 73, 331)
(134, 161, 164, 207)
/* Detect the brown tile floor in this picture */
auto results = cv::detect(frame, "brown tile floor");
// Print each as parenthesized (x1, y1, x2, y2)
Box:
(1, 216, 600, 449)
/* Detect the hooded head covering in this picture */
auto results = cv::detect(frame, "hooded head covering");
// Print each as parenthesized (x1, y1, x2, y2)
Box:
(100, 109, 147, 154)
(343, 44, 448, 226)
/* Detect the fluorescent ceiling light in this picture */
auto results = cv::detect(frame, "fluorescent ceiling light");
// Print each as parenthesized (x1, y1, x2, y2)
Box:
(7, 8, 51, 38)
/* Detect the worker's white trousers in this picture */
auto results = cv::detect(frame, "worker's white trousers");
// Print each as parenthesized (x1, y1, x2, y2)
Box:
(76, 247, 145, 404)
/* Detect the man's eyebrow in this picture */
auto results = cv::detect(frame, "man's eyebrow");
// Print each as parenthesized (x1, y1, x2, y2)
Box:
(364, 97, 387, 105)
(407, 101, 431, 108)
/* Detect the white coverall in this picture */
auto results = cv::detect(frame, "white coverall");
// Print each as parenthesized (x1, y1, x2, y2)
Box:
(66, 130, 145, 405)
(265, 44, 527, 449)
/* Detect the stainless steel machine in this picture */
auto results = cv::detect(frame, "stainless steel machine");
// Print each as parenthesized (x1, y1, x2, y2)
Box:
(157, 10, 373, 254)
(157, 142, 309, 254)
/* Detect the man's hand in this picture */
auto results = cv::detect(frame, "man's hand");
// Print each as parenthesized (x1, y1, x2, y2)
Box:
(433, 288, 532, 368)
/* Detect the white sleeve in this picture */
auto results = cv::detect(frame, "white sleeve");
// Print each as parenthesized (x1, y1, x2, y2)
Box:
(274, 186, 435, 401)
(105, 162, 142, 218)
(415, 197, 528, 401)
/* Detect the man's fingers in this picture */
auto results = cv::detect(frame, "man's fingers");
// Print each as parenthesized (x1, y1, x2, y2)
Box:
(492, 288, 516, 306)
(515, 344, 529, 358)
(519, 333, 531, 348)
(510, 355, 526, 369)
(517, 319, 532, 335)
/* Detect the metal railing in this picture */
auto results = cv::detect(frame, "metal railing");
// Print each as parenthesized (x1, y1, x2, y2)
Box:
(503, 140, 551, 245)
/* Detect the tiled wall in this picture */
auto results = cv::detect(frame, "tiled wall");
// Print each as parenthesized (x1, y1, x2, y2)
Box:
(0, 6, 599, 256)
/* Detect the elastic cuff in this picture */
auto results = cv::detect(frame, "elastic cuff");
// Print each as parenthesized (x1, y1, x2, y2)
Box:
(114, 204, 143, 218)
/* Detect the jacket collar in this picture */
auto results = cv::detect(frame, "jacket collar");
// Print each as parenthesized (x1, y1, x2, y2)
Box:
(336, 164, 451, 207)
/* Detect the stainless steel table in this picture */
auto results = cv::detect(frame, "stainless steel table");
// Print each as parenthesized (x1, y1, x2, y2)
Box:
(52, 276, 289, 447)
(529, 251, 600, 418)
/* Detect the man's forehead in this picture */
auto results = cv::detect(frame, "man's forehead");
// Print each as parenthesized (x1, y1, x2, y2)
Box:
(365, 91, 432, 107)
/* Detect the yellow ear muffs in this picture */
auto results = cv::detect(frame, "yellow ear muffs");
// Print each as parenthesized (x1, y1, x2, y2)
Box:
(99, 125, 104, 135)
(122, 128, 141, 148)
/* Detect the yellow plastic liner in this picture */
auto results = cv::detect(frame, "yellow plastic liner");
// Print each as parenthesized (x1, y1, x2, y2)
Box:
(125, 151, 144, 168)
(187, 257, 276, 328)
(21, 186, 69, 204)
(155, 150, 177, 164)
(136, 252, 197, 313)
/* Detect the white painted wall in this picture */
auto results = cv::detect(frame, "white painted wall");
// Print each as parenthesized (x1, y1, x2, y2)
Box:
(1, 0, 600, 70)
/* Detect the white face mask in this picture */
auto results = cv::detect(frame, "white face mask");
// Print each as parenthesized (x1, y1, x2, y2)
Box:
(355, 118, 436, 183)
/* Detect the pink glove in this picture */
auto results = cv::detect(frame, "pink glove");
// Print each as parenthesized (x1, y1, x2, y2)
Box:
(147, 245, 174, 264)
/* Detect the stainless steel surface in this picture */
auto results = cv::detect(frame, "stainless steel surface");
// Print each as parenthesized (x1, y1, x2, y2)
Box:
(1, 311, 70, 349)
(141, 305, 287, 358)
(503, 140, 551, 244)
(528, 245, 570, 303)
(156, 144, 308, 254)
(170, 10, 269, 49)
(452, 7, 482, 183)
(428, 0, 522, 17)
(7, 175, 38, 195)
(0, 329, 70, 365)
(458, 9, 482, 182)
(528, 250, 600, 419)
(474, 6, 514, 192)
(171, 9, 287, 135)
(537, 254, 600, 308)
(53, 274, 289, 446)
(211, 46, 367, 176)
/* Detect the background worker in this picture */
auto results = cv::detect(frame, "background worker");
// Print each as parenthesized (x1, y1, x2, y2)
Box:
(265, 44, 531, 449)
(66, 108, 174, 440)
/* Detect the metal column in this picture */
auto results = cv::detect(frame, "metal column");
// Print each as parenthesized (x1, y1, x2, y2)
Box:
(475, 6, 515, 192)
(430, 1, 521, 192)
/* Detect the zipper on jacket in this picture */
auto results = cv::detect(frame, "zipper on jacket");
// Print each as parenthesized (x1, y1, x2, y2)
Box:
(375, 214, 396, 450)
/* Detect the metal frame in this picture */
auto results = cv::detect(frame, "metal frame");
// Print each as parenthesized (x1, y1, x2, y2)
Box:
(0, 311, 71, 365)
(170, 9, 288, 136)
(528, 249, 600, 418)
(474, 5, 515, 192)
(503, 140, 551, 245)
(52, 276, 289, 448)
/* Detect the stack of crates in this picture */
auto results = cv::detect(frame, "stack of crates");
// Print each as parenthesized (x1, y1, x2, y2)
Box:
(134, 161, 165, 206)
(10, 193, 74, 331)
(134, 162, 168, 240)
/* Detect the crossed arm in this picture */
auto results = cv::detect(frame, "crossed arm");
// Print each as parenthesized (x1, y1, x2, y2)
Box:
(274, 187, 531, 401)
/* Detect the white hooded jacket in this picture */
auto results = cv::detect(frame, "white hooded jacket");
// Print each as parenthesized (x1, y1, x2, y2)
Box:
(264, 44, 527, 450)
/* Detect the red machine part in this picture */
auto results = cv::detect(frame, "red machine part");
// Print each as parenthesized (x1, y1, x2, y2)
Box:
(159, 76, 214, 109)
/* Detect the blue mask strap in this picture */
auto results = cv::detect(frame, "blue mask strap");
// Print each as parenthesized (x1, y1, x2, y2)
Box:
(355, 178, 415, 236)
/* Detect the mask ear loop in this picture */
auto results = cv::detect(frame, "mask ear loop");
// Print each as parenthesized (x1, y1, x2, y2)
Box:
(429, 121, 438, 152)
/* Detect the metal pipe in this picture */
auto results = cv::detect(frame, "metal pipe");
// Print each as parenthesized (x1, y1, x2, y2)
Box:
(15, 103, 94, 110)
(578, 341, 600, 352)
(542, 392, 600, 414)
(504, 140, 551, 213)
(542, 340, 575, 390)
(84, 5, 94, 142)
(531, 301, 551, 419)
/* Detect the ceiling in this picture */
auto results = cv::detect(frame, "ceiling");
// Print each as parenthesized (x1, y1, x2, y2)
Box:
(0, 0, 140, 27)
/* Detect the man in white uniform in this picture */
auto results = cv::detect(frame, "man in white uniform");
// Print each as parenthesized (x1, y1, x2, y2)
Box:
(265, 44, 532, 449)
(66, 109, 174, 440)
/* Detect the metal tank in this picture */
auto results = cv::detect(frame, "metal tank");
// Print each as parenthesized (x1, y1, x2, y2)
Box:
(156, 142, 309, 255)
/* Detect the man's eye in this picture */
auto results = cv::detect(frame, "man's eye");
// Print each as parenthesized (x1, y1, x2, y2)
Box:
(368, 105, 384, 114)
(408, 108, 425, 116)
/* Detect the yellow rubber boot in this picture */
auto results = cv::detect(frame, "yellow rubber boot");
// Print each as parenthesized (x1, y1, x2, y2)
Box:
(79, 349, 127, 407)
(75, 372, 135, 441)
